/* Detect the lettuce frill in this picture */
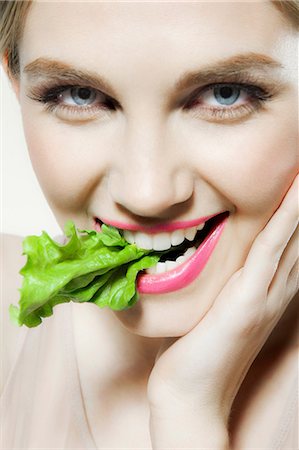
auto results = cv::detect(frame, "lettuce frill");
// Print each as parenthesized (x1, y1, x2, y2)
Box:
(9, 221, 159, 328)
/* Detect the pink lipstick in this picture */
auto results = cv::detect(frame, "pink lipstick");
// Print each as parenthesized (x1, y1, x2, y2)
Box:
(136, 212, 229, 294)
(95, 214, 219, 233)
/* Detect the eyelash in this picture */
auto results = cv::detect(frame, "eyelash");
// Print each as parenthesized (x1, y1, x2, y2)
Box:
(184, 83, 272, 122)
(28, 81, 273, 123)
(28, 84, 117, 120)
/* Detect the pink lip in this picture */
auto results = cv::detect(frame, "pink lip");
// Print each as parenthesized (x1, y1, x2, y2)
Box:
(136, 212, 229, 294)
(94, 212, 223, 233)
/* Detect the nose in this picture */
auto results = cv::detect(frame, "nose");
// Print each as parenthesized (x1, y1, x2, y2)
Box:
(108, 120, 194, 218)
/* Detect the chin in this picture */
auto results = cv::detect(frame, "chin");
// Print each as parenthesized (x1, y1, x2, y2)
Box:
(113, 289, 211, 338)
(113, 239, 236, 338)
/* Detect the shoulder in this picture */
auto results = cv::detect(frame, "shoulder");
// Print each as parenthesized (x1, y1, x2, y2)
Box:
(1, 233, 25, 300)
(1, 233, 27, 394)
(2, 232, 25, 267)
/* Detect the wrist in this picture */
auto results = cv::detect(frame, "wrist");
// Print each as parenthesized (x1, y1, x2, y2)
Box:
(149, 410, 230, 449)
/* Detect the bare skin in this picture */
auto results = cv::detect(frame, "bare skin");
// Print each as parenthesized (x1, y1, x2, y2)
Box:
(2, 1, 298, 448)
(2, 233, 298, 447)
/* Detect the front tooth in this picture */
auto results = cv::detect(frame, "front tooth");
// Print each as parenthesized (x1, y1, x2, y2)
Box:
(165, 260, 178, 272)
(156, 262, 167, 273)
(176, 255, 186, 264)
(197, 222, 205, 231)
(134, 232, 153, 250)
(153, 233, 172, 251)
(184, 246, 197, 257)
(123, 230, 135, 244)
(146, 265, 158, 274)
(184, 226, 197, 241)
(170, 229, 185, 246)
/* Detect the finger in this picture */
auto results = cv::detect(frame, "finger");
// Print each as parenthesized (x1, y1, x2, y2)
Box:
(241, 174, 299, 296)
(268, 223, 299, 292)
(286, 258, 299, 301)
(267, 224, 299, 315)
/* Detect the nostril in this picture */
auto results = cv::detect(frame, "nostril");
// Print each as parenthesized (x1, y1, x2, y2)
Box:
(107, 166, 194, 218)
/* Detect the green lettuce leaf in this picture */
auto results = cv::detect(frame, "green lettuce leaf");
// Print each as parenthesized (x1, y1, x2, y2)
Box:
(9, 221, 160, 328)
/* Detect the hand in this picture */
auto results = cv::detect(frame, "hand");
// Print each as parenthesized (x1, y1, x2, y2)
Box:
(147, 175, 298, 427)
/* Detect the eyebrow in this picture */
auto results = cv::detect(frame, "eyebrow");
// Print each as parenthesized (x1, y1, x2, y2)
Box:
(24, 53, 284, 98)
(174, 53, 283, 91)
(24, 58, 119, 98)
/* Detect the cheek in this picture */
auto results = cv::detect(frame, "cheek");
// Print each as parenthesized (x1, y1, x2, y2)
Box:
(188, 106, 297, 216)
(21, 114, 112, 210)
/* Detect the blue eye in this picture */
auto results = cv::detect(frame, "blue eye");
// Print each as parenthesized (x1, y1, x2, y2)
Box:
(199, 84, 249, 108)
(184, 82, 272, 122)
(60, 87, 98, 106)
(29, 80, 272, 124)
(28, 83, 119, 121)
(213, 85, 240, 106)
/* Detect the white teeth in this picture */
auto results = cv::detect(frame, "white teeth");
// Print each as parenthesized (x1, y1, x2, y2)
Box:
(145, 246, 197, 274)
(184, 246, 197, 258)
(123, 223, 206, 250)
(146, 265, 158, 275)
(156, 262, 167, 274)
(133, 232, 153, 250)
(176, 255, 186, 264)
(184, 226, 197, 241)
(165, 260, 177, 271)
(123, 230, 135, 244)
(153, 233, 172, 251)
(170, 229, 185, 246)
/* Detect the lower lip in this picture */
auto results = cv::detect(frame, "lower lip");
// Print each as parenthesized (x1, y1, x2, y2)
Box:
(136, 212, 229, 295)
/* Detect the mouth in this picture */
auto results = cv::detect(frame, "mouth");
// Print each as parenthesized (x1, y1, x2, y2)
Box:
(94, 211, 229, 294)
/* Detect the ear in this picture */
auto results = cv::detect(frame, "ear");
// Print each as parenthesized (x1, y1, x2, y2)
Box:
(2, 52, 20, 102)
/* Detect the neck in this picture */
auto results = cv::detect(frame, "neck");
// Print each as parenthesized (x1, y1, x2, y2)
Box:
(71, 302, 163, 390)
(71, 291, 298, 397)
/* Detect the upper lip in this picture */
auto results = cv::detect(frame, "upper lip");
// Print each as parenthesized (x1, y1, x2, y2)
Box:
(95, 211, 228, 233)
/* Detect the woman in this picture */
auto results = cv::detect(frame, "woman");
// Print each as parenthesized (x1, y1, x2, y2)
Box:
(1, 1, 298, 448)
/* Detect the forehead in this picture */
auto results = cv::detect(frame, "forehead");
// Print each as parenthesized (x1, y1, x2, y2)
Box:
(19, 1, 291, 81)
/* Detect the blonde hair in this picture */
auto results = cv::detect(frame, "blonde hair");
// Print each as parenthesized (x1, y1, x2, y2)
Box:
(0, 0, 298, 79)
(272, 0, 299, 27)
(0, 1, 32, 77)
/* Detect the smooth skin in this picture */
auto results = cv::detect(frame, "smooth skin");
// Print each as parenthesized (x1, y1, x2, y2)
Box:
(3, 1, 298, 448)
(148, 175, 298, 447)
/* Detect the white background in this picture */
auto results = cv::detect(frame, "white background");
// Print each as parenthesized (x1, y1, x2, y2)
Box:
(1, 67, 61, 237)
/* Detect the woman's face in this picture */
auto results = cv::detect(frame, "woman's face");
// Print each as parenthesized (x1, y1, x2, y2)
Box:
(15, 1, 297, 337)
